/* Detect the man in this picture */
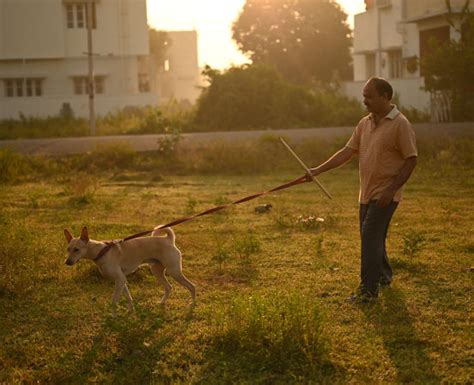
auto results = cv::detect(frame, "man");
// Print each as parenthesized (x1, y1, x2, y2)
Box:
(307, 77, 417, 303)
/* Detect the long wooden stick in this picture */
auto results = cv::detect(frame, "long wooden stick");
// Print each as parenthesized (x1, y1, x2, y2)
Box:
(279, 137, 333, 200)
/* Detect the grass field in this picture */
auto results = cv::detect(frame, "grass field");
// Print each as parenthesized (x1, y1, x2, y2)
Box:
(0, 135, 473, 384)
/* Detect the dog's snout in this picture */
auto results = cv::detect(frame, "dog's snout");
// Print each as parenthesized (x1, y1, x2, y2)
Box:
(65, 259, 73, 266)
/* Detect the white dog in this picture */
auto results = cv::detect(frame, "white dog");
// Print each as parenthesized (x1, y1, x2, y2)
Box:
(64, 226, 195, 316)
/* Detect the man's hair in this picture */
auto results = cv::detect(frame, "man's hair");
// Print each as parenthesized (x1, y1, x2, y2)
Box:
(367, 77, 393, 100)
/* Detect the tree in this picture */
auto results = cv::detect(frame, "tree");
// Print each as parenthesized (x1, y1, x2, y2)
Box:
(194, 65, 318, 130)
(422, 1, 474, 121)
(232, 0, 352, 85)
(193, 64, 363, 131)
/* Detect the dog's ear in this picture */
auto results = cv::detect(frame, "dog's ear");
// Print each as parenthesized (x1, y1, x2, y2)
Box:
(64, 229, 73, 243)
(80, 226, 89, 243)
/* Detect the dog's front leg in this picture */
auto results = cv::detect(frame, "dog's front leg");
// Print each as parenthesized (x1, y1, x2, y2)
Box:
(111, 276, 127, 317)
(123, 283, 135, 312)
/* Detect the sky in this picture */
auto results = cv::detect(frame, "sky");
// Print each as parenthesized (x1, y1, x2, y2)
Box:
(146, 0, 366, 69)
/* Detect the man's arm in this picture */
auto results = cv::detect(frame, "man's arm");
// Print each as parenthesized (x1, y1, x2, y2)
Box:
(308, 146, 356, 177)
(377, 156, 418, 207)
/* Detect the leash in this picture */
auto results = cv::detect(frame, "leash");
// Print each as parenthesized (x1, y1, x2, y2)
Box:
(92, 175, 310, 262)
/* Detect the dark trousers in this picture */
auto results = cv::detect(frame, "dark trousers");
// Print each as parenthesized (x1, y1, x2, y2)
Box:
(359, 200, 398, 296)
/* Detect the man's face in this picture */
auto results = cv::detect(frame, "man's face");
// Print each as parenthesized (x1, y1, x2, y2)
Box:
(363, 82, 388, 114)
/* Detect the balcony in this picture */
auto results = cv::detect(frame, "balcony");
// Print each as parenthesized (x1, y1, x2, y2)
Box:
(404, 0, 473, 22)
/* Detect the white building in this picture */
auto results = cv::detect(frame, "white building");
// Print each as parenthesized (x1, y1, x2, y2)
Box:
(344, 0, 473, 120)
(156, 30, 203, 106)
(0, 0, 157, 119)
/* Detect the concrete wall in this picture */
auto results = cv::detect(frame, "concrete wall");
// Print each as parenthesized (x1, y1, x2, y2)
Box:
(0, 56, 158, 118)
(343, 77, 431, 111)
(405, 0, 473, 20)
(0, 0, 156, 119)
(0, 0, 66, 59)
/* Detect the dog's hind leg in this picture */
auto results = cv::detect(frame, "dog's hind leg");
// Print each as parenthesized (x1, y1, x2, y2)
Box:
(168, 269, 196, 305)
(150, 262, 172, 305)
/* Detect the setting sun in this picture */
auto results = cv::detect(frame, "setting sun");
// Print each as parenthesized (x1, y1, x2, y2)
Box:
(146, 0, 366, 69)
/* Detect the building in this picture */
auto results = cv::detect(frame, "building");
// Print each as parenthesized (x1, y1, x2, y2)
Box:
(0, 0, 157, 120)
(156, 30, 203, 106)
(343, 0, 473, 120)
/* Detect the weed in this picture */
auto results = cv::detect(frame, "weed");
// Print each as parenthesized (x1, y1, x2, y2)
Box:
(313, 235, 325, 259)
(402, 230, 427, 257)
(0, 215, 56, 295)
(184, 197, 198, 215)
(208, 292, 330, 381)
(212, 245, 231, 271)
(271, 206, 294, 229)
(0, 149, 30, 184)
(63, 172, 99, 205)
(156, 127, 182, 157)
(233, 232, 261, 264)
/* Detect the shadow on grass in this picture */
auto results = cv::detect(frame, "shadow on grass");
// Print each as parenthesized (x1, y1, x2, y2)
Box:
(363, 288, 440, 384)
(391, 257, 427, 275)
(195, 293, 346, 384)
(56, 306, 171, 385)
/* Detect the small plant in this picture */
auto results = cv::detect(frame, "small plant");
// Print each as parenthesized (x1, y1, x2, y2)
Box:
(234, 232, 261, 263)
(271, 207, 294, 229)
(402, 230, 426, 257)
(185, 197, 198, 215)
(212, 245, 230, 271)
(313, 235, 325, 259)
(64, 172, 99, 206)
(157, 127, 182, 157)
(0, 149, 30, 184)
(29, 195, 40, 209)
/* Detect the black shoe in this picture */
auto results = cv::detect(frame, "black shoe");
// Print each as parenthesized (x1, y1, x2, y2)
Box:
(347, 292, 377, 304)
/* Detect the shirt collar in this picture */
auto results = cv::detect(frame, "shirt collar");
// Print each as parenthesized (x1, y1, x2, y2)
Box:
(386, 104, 400, 120)
(368, 104, 400, 121)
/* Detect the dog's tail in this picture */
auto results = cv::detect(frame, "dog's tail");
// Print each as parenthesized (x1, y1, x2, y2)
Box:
(152, 226, 175, 244)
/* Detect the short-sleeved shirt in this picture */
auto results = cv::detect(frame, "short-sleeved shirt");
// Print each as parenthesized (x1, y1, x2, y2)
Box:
(346, 105, 417, 204)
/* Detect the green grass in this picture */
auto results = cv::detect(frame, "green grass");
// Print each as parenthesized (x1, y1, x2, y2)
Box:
(0, 136, 473, 384)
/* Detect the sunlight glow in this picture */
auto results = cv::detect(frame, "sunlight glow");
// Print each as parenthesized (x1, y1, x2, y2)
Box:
(146, 0, 366, 69)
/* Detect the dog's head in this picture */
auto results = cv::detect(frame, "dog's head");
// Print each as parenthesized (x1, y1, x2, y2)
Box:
(64, 227, 89, 266)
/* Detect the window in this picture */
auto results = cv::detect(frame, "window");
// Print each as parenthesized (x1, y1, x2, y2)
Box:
(388, 50, 402, 79)
(72, 76, 105, 95)
(3, 78, 43, 98)
(138, 74, 150, 92)
(366, 53, 376, 78)
(95, 76, 104, 94)
(66, 2, 97, 29)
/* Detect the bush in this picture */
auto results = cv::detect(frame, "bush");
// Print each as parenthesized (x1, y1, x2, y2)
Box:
(194, 64, 364, 131)
(0, 149, 31, 184)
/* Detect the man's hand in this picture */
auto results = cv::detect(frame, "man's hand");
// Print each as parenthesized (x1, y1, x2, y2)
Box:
(377, 187, 396, 208)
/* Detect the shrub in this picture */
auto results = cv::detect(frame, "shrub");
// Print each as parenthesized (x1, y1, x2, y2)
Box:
(0, 149, 31, 184)
(233, 232, 261, 264)
(402, 230, 426, 257)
